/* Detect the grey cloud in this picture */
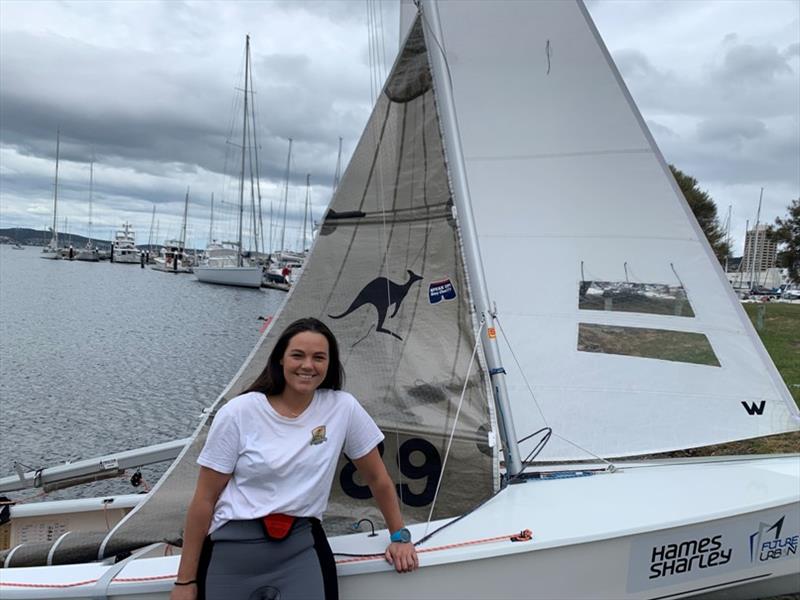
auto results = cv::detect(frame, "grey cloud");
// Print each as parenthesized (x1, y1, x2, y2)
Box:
(784, 42, 800, 59)
(614, 49, 656, 79)
(712, 43, 793, 85)
(645, 120, 677, 139)
(696, 117, 767, 143)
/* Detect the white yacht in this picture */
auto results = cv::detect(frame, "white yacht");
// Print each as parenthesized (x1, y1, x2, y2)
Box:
(193, 38, 264, 290)
(194, 241, 261, 288)
(111, 222, 140, 264)
(151, 239, 193, 273)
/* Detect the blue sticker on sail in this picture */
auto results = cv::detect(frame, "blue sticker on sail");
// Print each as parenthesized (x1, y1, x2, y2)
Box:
(429, 278, 456, 304)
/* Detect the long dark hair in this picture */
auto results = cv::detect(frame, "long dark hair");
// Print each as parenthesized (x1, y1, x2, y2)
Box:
(245, 317, 344, 396)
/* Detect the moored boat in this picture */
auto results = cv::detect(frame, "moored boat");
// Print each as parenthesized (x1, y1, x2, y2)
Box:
(110, 222, 140, 264)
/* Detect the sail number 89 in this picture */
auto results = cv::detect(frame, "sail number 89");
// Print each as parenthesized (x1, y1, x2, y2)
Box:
(339, 438, 442, 507)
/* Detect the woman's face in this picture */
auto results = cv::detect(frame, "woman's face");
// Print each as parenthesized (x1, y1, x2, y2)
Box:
(280, 331, 330, 397)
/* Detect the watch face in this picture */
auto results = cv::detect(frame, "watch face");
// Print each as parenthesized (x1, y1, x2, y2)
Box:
(394, 528, 411, 543)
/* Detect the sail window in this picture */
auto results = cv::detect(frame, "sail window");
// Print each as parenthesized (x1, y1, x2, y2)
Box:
(579, 281, 695, 317)
(578, 323, 720, 366)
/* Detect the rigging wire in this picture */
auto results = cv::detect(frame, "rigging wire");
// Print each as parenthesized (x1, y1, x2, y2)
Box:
(493, 315, 616, 470)
(365, 0, 406, 513)
(423, 316, 486, 536)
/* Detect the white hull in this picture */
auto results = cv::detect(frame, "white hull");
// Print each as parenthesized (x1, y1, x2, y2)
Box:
(194, 266, 262, 288)
(1, 455, 797, 599)
(150, 263, 193, 274)
(40, 250, 60, 260)
(112, 254, 140, 264)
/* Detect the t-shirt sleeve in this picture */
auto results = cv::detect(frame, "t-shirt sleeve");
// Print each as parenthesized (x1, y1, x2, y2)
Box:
(343, 395, 384, 460)
(197, 404, 241, 474)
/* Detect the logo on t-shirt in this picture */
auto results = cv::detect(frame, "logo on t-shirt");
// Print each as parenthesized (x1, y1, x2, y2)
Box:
(310, 425, 328, 445)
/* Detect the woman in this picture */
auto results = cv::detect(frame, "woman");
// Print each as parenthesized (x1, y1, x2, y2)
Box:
(171, 317, 418, 600)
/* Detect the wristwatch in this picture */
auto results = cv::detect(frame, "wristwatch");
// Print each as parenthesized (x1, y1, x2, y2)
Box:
(390, 527, 411, 543)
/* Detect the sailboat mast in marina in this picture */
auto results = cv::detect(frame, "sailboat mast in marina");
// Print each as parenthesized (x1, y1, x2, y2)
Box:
(40, 130, 61, 259)
(1, 3, 798, 599)
(76, 159, 99, 262)
(194, 35, 263, 288)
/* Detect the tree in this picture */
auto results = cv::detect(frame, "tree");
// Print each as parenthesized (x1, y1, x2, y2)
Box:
(774, 198, 800, 285)
(669, 165, 731, 264)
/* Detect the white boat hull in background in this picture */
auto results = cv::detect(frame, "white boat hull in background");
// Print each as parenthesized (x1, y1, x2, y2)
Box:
(194, 266, 262, 289)
(75, 250, 99, 262)
(112, 253, 140, 264)
(40, 249, 60, 260)
(1, 455, 797, 599)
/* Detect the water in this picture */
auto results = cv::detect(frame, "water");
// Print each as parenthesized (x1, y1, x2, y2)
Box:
(0, 245, 286, 499)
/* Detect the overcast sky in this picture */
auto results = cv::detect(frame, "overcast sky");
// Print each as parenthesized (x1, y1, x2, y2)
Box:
(0, 0, 797, 255)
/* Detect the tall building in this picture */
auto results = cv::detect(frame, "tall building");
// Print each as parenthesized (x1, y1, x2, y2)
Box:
(741, 224, 777, 273)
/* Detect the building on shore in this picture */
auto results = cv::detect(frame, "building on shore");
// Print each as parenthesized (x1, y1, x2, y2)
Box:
(741, 224, 777, 273)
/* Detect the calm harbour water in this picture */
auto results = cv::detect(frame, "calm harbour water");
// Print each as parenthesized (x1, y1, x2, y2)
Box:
(0, 245, 286, 500)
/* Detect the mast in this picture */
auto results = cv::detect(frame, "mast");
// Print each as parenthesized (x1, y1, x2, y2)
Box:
(52, 130, 60, 248)
(723, 204, 731, 274)
(420, 0, 523, 476)
(280, 138, 293, 252)
(237, 35, 250, 268)
(302, 173, 310, 251)
(333, 136, 343, 193)
(87, 159, 94, 246)
(181, 187, 190, 251)
(246, 54, 267, 257)
(749, 188, 763, 291)
(208, 193, 214, 247)
(148, 203, 157, 249)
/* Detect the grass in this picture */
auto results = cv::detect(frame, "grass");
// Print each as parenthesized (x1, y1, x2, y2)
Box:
(668, 301, 800, 457)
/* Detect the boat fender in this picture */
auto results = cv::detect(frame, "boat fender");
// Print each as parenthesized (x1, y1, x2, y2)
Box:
(130, 469, 143, 488)
(0, 496, 11, 525)
(510, 529, 532, 542)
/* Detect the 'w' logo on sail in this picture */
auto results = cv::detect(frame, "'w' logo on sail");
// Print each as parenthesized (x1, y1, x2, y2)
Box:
(741, 400, 766, 416)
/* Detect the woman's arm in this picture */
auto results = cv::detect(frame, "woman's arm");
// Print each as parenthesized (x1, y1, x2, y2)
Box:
(170, 466, 231, 599)
(352, 448, 419, 573)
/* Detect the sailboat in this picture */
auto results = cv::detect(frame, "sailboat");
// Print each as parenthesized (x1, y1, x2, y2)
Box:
(40, 132, 61, 260)
(75, 160, 99, 262)
(194, 36, 263, 289)
(1, 2, 798, 599)
(152, 188, 194, 273)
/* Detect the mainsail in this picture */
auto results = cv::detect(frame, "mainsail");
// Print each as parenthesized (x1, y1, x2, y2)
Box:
(0, 16, 497, 567)
(405, 0, 800, 460)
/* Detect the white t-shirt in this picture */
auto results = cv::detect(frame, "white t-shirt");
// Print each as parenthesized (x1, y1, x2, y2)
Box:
(197, 389, 384, 533)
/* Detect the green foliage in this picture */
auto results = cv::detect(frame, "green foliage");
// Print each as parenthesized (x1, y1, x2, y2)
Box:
(774, 198, 800, 285)
(669, 165, 730, 263)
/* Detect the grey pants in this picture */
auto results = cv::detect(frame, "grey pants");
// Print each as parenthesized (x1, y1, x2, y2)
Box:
(198, 518, 338, 600)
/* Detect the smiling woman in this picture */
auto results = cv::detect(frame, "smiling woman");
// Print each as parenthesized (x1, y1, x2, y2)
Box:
(171, 317, 418, 600)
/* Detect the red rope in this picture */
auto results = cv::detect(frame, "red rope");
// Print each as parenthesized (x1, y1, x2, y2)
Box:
(335, 529, 533, 564)
(1, 530, 534, 588)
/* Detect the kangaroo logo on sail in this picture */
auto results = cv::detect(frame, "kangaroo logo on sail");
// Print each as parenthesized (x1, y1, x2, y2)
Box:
(749, 516, 798, 563)
(329, 270, 423, 340)
(648, 535, 732, 580)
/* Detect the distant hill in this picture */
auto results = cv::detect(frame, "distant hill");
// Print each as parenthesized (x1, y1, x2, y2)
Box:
(0, 228, 196, 253)
(0, 227, 112, 249)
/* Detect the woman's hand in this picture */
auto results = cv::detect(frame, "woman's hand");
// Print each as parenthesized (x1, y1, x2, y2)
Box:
(169, 582, 197, 600)
(384, 542, 419, 573)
